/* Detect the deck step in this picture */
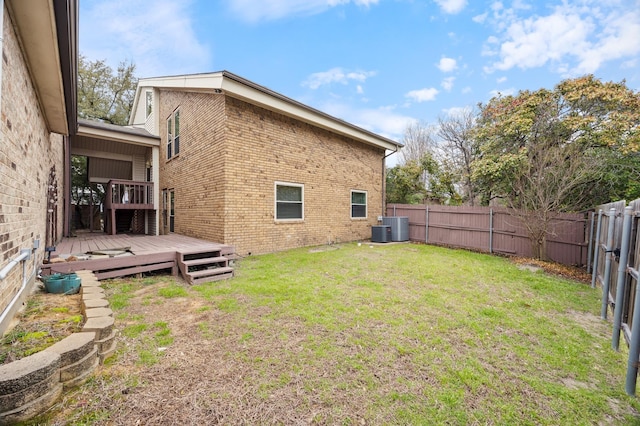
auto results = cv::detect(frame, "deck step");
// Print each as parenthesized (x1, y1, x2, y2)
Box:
(177, 248, 235, 284)
(186, 266, 234, 284)
(187, 266, 234, 279)
(182, 256, 228, 267)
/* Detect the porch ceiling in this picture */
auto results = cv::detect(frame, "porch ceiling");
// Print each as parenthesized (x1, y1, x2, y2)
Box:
(71, 135, 149, 157)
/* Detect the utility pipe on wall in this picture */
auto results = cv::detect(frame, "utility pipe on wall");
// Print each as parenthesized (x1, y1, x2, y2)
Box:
(0, 248, 33, 330)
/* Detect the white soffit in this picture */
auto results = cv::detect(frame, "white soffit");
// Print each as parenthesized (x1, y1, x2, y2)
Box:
(7, 0, 67, 134)
(77, 123, 159, 147)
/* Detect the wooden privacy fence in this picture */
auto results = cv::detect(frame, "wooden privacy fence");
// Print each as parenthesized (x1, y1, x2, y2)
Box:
(591, 198, 640, 395)
(385, 204, 589, 266)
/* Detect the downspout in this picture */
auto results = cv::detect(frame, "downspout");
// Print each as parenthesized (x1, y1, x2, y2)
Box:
(381, 147, 398, 219)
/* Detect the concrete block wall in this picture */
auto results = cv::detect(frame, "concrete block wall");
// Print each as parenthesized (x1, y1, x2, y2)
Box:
(0, 271, 116, 423)
(158, 90, 385, 255)
(0, 7, 65, 329)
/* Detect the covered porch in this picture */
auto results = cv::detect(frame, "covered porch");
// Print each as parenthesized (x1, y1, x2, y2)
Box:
(68, 119, 161, 236)
(44, 233, 236, 284)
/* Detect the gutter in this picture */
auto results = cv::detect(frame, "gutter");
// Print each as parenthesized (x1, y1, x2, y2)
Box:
(381, 147, 399, 219)
(0, 0, 4, 121)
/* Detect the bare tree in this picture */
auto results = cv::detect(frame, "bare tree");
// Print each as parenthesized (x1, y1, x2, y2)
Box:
(437, 108, 478, 205)
(400, 121, 438, 165)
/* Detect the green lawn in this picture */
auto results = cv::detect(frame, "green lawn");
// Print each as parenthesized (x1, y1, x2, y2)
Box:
(34, 243, 640, 425)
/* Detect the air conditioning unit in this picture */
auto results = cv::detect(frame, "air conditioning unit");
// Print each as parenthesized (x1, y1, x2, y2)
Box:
(371, 225, 391, 243)
(382, 216, 409, 242)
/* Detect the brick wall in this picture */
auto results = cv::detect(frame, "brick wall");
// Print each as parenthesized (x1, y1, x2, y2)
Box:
(224, 97, 384, 255)
(158, 90, 384, 255)
(158, 91, 227, 242)
(0, 9, 65, 320)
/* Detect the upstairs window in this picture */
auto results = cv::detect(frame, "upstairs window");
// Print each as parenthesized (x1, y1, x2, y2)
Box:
(351, 190, 367, 218)
(166, 108, 180, 159)
(145, 91, 153, 118)
(275, 182, 303, 220)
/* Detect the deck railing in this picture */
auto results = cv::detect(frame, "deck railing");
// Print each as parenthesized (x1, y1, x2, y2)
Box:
(105, 179, 154, 210)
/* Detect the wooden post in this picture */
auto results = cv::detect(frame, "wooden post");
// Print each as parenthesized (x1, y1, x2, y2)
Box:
(425, 205, 429, 243)
(489, 209, 494, 254)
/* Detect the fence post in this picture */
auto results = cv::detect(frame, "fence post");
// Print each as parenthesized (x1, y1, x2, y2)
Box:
(425, 206, 429, 243)
(626, 269, 640, 395)
(489, 209, 494, 254)
(591, 209, 603, 289)
(601, 208, 617, 320)
(613, 207, 633, 350)
(393, 205, 396, 216)
(587, 211, 595, 274)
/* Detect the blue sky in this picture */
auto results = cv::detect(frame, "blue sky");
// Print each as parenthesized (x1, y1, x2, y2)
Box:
(80, 0, 640, 155)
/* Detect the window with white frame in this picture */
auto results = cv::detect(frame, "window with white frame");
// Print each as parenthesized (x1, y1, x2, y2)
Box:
(166, 108, 180, 159)
(275, 182, 304, 220)
(351, 190, 367, 218)
(145, 91, 153, 118)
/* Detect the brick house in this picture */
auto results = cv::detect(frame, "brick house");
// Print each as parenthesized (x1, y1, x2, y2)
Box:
(0, 0, 77, 333)
(129, 72, 401, 255)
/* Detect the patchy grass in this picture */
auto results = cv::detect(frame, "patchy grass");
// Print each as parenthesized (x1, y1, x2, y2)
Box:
(35, 243, 640, 425)
(0, 289, 83, 364)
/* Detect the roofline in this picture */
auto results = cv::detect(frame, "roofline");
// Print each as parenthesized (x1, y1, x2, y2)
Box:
(6, 0, 77, 135)
(132, 71, 402, 151)
(77, 120, 160, 147)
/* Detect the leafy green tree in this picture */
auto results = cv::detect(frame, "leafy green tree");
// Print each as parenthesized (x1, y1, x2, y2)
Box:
(386, 161, 427, 204)
(472, 75, 640, 259)
(78, 54, 137, 125)
(73, 55, 137, 230)
(420, 153, 463, 205)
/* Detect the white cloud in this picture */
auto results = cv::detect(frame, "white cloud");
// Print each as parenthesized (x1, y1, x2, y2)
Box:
(441, 76, 455, 91)
(481, 1, 640, 75)
(356, 85, 364, 94)
(320, 101, 415, 141)
(461, 86, 472, 94)
(225, 0, 379, 22)
(473, 12, 488, 23)
(302, 68, 377, 90)
(489, 87, 516, 97)
(437, 57, 458, 72)
(496, 76, 507, 83)
(80, 0, 211, 77)
(433, 0, 467, 14)
(405, 88, 439, 102)
(442, 106, 473, 117)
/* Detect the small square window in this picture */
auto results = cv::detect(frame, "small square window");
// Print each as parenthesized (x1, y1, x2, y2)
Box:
(351, 190, 367, 219)
(275, 182, 303, 220)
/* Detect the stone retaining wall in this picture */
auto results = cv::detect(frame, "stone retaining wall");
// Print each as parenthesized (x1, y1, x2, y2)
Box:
(0, 271, 115, 423)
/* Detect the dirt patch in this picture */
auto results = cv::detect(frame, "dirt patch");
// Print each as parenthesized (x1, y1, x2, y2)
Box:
(0, 285, 83, 364)
(511, 257, 591, 283)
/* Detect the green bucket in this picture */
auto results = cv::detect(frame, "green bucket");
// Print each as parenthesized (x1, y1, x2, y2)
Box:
(44, 273, 81, 294)
(61, 274, 81, 294)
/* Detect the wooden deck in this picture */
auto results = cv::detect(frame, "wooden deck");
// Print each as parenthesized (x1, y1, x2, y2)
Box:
(44, 232, 235, 282)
